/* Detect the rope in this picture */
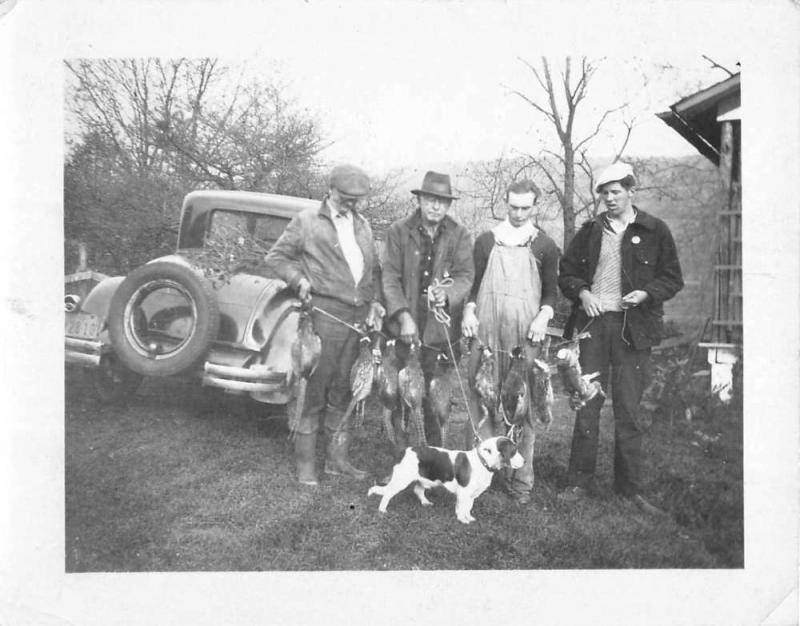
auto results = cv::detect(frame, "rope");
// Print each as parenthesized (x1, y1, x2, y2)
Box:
(427, 277, 454, 326)
(552, 317, 595, 349)
(311, 304, 368, 336)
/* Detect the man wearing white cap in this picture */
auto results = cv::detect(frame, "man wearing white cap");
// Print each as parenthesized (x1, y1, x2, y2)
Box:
(558, 162, 683, 515)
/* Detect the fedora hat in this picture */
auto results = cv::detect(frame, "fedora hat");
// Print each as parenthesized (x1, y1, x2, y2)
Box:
(411, 171, 459, 200)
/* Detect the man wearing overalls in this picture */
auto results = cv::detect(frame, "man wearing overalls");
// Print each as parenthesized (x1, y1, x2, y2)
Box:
(461, 180, 561, 505)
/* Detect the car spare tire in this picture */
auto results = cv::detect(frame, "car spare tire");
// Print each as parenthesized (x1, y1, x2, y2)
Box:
(107, 261, 220, 377)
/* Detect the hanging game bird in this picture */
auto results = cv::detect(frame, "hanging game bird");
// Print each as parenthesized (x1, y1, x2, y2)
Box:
(531, 358, 554, 426)
(500, 346, 529, 432)
(531, 336, 554, 427)
(375, 338, 401, 444)
(555, 340, 604, 411)
(291, 300, 321, 379)
(473, 343, 499, 432)
(398, 340, 426, 446)
(427, 351, 453, 447)
(289, 301, 322, 437)
(335, 335, 376, 435)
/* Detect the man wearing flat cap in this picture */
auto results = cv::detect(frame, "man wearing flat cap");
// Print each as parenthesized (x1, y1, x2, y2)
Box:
(382, 171, 474, 451)
(558, 162, 683, 515)
(265, 164, 385, 486)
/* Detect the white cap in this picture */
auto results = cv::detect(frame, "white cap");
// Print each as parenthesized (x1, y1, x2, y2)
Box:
(595, 162, 636, 192)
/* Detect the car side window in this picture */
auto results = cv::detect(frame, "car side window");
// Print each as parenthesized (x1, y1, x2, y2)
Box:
(207, 210, 249, 246)
(253, 214, 290, 249)
(206, 210, 290, 250)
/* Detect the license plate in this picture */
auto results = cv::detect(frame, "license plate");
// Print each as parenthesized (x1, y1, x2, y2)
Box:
(65, 311, 101, 339)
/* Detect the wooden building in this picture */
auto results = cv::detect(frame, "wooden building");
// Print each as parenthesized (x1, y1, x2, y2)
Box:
(657, 73, 741, 401)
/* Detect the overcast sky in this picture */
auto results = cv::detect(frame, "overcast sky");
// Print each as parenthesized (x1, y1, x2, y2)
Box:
(58, 2, 741, 174)
(235, 3, 741, 172)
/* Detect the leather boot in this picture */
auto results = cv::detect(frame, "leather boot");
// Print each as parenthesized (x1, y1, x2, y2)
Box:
(294, 432, 319, 486)
(324, 430, 368, 479)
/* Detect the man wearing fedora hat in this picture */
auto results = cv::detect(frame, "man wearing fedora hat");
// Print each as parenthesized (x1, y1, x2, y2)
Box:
(558, 161, 683, 516)
(382, 171, 474, 451)
(265, 164, 385, 486)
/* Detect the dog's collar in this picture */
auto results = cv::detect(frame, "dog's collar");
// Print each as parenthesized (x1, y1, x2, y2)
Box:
(476, 446, 497, 472)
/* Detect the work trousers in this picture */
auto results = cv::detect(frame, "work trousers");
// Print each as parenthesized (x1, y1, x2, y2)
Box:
(566, 311, 651, 496)
(294, 298, 368, 435)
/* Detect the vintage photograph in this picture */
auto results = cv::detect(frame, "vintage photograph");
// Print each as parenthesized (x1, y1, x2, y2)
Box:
(63, 51, 743, 570)
(3, 0, 799, 624)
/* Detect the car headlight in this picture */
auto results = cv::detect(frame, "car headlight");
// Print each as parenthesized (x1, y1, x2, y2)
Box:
(64, 294, 81, 312)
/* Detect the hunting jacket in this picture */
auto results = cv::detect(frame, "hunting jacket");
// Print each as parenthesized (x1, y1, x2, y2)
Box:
(265, 199, 382, 308)
(559, 207, 684, 350)
(382, 211, 474, 346)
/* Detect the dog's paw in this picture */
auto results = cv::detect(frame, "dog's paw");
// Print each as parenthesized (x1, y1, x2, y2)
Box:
(420, 500, 433, 507)
(367, 486, 382, 497)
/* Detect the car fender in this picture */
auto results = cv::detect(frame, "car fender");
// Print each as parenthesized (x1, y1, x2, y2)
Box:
(79, 276, 126, 339)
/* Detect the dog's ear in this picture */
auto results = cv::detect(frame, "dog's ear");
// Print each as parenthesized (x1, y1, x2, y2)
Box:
(495, 437, 518, 465)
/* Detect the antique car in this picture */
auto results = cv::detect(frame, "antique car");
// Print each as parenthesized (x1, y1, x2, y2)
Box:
(65, 190, 317, 405)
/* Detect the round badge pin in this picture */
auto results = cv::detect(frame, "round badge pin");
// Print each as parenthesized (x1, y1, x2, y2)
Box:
(631, 235, 641, 244)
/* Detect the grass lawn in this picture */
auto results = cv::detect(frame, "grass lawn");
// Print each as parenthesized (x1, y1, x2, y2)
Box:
(65, 359, 742, 572)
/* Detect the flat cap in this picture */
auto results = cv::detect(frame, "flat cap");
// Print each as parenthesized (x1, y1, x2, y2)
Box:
(595, 162, 636, 192)
(329, 164, 370, 197)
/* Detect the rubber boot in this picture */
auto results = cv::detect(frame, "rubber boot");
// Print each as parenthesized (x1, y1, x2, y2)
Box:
(294, 432, 319, 486)
(324, 430, 368, 479)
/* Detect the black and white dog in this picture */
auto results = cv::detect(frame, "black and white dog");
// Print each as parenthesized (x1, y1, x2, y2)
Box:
(367, 436, 524, 524)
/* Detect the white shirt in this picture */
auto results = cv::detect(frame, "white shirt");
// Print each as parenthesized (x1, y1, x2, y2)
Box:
(332, 209, 364, 284)
(492, 218, 536, 246)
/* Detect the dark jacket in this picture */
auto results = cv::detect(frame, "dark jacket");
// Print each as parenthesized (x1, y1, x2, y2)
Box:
(265, 199, 382, 307)
(559, 207, 684, 349)
(382, 211, 474, 346)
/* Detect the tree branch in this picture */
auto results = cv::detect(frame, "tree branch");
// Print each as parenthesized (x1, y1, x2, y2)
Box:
(701, 54, 735, 77)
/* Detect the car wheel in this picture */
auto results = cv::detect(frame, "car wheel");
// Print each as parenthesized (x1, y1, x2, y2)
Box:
(107, 262, 220, 377)
(89, 354, 144, 405)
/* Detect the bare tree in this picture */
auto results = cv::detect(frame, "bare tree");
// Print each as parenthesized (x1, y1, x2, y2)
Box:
(509, 56, 634, 247)
(359, 169, 410, 241)
(64, 58, 327, 273)
(459, 155, 560, 236)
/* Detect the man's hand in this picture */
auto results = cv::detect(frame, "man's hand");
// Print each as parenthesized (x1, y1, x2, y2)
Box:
(428, 284, 447, 308)
(296, 277, 312, 302)
(527, 310, 550, 343)
(579, 289, 604, 317)
(366, 301, 386, 331)
(461, 304, 479, 338)
(398, 311, 418, 344)
(621, 290, 648, 309)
